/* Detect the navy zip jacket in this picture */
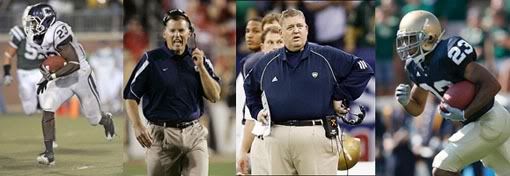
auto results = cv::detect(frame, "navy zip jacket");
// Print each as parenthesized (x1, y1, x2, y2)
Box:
(123, 45, 220, 123)
(244, 42, 373, 122)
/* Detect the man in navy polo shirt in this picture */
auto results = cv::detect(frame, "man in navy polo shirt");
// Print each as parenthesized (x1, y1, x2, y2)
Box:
(124, 9, 220, 176)
(244, 8, 373, 175)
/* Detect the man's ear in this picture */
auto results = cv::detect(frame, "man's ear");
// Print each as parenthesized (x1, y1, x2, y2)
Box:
(162, 26, 170, 39)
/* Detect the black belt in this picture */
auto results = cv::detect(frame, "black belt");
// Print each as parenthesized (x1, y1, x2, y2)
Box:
(150, 120, 199, 128)
(273, 119, 323, 126)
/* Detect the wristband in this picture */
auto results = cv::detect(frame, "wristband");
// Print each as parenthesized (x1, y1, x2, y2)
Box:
(3, 64, 11, 76)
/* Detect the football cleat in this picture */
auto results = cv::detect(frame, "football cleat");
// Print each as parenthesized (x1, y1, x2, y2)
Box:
(36, 151, 55, 166)
(100, 112, 116, 141)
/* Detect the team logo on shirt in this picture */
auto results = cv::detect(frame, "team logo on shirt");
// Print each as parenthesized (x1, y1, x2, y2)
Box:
(312, 72, 318, 78)
(272, 76, 278, 82)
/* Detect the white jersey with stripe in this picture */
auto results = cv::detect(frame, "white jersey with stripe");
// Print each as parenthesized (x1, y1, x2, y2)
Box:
(33, 21, 90, 70)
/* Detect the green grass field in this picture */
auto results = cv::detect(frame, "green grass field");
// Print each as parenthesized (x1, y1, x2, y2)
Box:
(0, 114, 124, 176)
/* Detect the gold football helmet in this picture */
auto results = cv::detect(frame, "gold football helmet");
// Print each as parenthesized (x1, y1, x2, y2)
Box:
(338, 134, 361, 170)
(396, 10, 444, 63)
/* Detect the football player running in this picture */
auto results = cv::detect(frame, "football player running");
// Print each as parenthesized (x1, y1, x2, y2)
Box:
(394, 10, 510, 176)
(2, 6, 44, 115)
(23, 3, 116, 166)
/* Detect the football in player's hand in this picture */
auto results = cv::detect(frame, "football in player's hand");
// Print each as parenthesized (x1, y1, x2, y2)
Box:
(42, 56, 66, 73)
(442, 81, 476, 110)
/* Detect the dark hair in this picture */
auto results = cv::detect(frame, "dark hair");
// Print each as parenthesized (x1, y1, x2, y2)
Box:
(262, 12, 280, 29)
(162, 9, 193, 32)
(261, 26, 281, 43)
(247, 17, 262, 23)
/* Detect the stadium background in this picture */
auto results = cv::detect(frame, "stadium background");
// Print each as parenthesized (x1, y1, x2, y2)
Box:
(376, 0, 510, 175)
(0, 0, 123, 175)
(235, 1, 376, 175)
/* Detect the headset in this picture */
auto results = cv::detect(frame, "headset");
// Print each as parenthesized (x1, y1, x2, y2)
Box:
(162, 9, 194, 32)
(162, 9, 198, 50)
(340, 105, 366, 126)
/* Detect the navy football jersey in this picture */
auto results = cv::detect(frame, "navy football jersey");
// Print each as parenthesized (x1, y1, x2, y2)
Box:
(406, 36, 477, 99)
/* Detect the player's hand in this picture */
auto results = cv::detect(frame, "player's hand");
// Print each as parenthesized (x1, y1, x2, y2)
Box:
(37, 79, 49, 95)
(134, 125, 153, 148)
(40, 66, 54, 81)
(395, 84, 411, 106)
(439, 103, 466, 121)
(333, 100, 349, 116)
(257, 110, 268, 125)
(3, 75, 12, 86)
(237, 151, 250, 174)
(192, 48, 205, 68)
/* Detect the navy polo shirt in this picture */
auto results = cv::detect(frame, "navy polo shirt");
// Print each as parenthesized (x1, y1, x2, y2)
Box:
(123, 45, 220, 123)
(244, 42, 373, 122)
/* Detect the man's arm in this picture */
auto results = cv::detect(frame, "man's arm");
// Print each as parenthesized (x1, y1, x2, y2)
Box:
(2, 45, 16, 85)
(402, 85, 429, 116)
(463, 62, 501, 120)
(53, 40, 80, 78)
(123, 53, 152, 147)
(125, 99, 153, 148)
(330, 50, 374, 104)
(244, 68, 263, 120)
(197, 65, 221, 102)
(193, 49, 221, 102)
(2, 45, 16, 66)
(238, 120, 255, 174)
(4, 26, 24, 85)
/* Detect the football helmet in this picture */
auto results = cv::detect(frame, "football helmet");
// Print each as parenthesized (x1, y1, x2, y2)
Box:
(396, 10, 443, 63)
(24, 3, 56, 37)
(338, 133, 361, 170)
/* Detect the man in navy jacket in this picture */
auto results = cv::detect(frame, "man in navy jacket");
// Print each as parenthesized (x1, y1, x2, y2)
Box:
(244, 8, 373, 175)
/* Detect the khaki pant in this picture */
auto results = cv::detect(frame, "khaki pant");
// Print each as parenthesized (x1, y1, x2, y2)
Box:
(265, 125, 339, 175)
(250, 137, 269, 175)
(433, 102, 510, 175)
(146, 123, 209, 176)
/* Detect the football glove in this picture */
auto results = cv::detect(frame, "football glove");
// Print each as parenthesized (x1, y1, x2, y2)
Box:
(40, 66, 56, 81)
(37, 79, 49, 95)
(395, 84, 411, 106)
(439, 103, 466, 121)
(3, 75, 12, 86)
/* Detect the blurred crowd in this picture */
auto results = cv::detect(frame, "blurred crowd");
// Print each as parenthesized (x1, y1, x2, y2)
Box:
(376, 0, 510, 175)
(123, 0, 237, 155)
